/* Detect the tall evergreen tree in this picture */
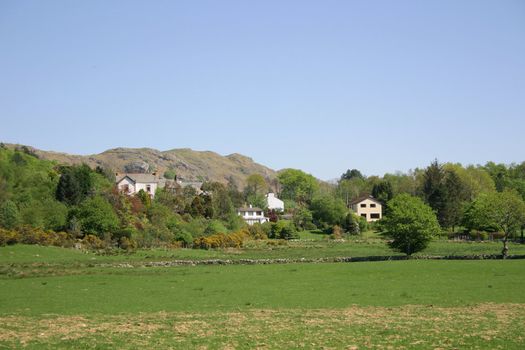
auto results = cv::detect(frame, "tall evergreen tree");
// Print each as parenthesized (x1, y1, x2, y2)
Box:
(441, 169, 467, 231)
(421, 160, 447, 227)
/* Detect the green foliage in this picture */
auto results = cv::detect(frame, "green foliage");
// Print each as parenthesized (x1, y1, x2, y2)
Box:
(343, 213, 360, 235)
(0, 200, 20, 229)
(244, 174, 268, 197)
(310, 194, 347, 229)
(341, 169, 364, 181)
(421, 160, 447, 226)
(440, 169, 468, 230)
(382, 194, 440, 256)
(0, 148, 65, 230)
(461, 190, 525, 256)
(55, 164, 94, 205)
(277, 169, 319, 204)
(205, 220, 229, 236)
(71, 196, 119, 238)
(371, 180, 393, 208)
(136, 189, 152, 208)
(293, 206, 315, 230)
(336, 177, 367, 207)
(269, 220, 298, 240)
(247, 223, 268, 239)
(163, 169, 177, 180)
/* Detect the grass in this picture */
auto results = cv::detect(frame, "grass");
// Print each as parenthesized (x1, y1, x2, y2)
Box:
(2, 304, 525, 349)
(1, 260, 525, 315)
(1, 237, 524, 267)
(1, 243, 525, 348)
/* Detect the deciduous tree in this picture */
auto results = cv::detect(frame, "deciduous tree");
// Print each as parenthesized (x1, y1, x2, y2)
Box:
(382, 194, 440, 256)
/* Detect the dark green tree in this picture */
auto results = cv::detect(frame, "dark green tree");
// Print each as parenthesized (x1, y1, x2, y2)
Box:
(441, 169, 467, 231)
(421, 160, 447, 227)
(56, 164, 94, 205)
(341, 169, 365, 181)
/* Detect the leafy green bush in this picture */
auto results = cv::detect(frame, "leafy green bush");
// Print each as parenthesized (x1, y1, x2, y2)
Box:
(269, 220, 299, 240)
(71, 196, 119, 238)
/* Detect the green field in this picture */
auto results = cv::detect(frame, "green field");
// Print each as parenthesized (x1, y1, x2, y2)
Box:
(1, 243, 525, 349)
(1, 237, 524, 267)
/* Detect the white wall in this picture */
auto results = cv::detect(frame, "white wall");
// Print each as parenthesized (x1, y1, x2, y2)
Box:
(117, 177, 135, 194)
(266, 193, 284, 211)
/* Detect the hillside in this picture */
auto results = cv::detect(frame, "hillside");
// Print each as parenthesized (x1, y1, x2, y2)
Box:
(3, 144, 277, 188)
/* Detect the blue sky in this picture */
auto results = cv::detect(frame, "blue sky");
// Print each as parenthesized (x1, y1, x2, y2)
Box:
(1, 0, 524, 180)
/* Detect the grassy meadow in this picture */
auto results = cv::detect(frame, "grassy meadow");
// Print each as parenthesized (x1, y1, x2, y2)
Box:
(1, 239, 525, 349)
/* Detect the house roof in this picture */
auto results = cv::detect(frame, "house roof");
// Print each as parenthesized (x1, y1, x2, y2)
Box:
(238, 207, 263, 212)
(116, 173, 160, 184)
(350, 195, 383, 206)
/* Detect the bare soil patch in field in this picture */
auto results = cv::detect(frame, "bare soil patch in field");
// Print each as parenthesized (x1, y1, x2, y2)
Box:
(1, 303, 524, 349)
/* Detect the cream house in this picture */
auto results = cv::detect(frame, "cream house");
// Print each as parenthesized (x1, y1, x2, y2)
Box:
(237, 205, 269, 225)
(350, 195, 383, 222)
(116, 173, 164, 198)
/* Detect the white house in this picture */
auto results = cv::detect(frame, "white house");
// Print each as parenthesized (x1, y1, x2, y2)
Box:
(350, 195, 383, 222)
(116, 173, 164, 198)
(266, 193, 284, 211)
(237, 205, 269, 225)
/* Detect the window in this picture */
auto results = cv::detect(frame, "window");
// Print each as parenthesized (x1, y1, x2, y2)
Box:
(257, 211, 262, 216)
(360, 203, 366, 208)
(370, 203, 376, 208)
(370, 213, 380, 219)
(146, 185, 151, 193)
(122, 185, 129, 193)
(361, 213, 367, 219)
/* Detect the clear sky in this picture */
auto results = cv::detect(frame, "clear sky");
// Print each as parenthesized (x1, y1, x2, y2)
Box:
(1, 0, 524, 180)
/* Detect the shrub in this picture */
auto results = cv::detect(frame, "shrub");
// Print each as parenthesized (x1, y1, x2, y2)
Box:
(119, 236, 138, 251)
(71, 196, 119, 238)
(330, 225, 344, 239)
(81, 234, 107, 250)
(247, 223, 268, 240)
(193, 230, 249, 250)
(0, 228, 20, 246)
(173, 229, 193, 247)
(269, 220, 299, 240)
(0, 200, 20, 229)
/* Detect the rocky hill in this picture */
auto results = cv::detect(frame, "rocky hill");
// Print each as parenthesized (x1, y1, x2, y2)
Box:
(4, 144, 277, 188)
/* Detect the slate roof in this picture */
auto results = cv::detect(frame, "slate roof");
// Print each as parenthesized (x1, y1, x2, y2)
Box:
(349, 195, 383, 206)
(116, 173, 160, 184)
(237, 207, 264, 212)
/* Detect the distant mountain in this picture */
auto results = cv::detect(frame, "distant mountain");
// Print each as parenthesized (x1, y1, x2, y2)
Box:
(3, 144, 277, 188)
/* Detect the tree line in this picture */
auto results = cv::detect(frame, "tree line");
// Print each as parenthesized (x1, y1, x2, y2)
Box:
(0, 144, 524, 255)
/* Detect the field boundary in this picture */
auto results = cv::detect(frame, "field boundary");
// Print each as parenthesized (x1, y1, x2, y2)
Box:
(105, 254, 525, 268)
